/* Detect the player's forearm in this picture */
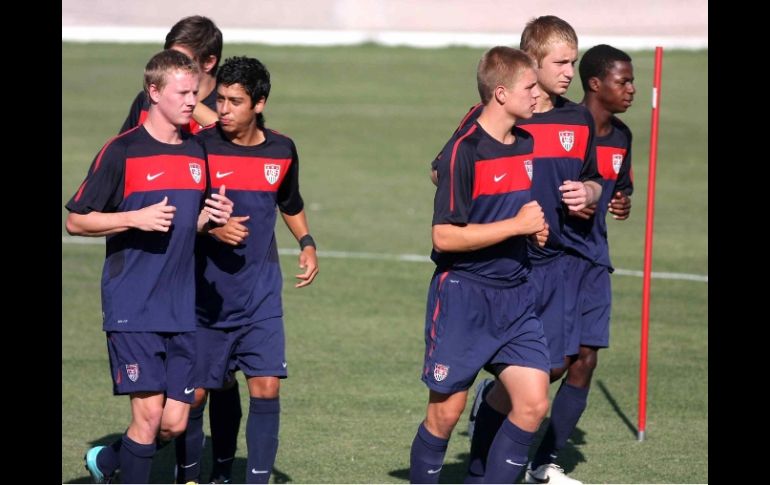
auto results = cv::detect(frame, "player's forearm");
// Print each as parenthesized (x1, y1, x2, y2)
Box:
(65, 211, 134, 237)
(281, 210, 311, 241)
(192, 103, 218, 128)
(585, 180, 602, 206)
(432, 220, 521, 252)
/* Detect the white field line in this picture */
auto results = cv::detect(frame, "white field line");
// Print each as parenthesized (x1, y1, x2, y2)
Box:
(61, 26, 708, 50)
(61, 235, 708, 283)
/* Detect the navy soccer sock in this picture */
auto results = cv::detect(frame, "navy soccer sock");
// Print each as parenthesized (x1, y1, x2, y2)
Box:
(95, 437, 122, 477)
(118, 434, 156, 484)
(409, 422, 449, 484)
(484, 419, 535, 484)
(209, 383, 242, 480)
(245, 397, 280, 484)
(175, 403, 206, 483)
(531, 381, 589, 468)
(465, 399, 507, 482)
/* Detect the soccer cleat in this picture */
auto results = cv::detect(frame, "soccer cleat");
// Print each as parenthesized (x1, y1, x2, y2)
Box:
(467, 378, 494, 441)
(524, 463, 583, 485)
(84, 445, 111, 484)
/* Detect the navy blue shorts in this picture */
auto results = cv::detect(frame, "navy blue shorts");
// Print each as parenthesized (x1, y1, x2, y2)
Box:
(563, 254, 612, 349)
(106, 331, 196, 403)
(195, 317, 287, 389)
(421, 271, 550, 394)
(529, 256, 571, 367)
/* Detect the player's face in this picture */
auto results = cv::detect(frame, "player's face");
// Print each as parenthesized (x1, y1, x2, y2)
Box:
(536, 41, 578, 96)
(505, 67, 540, 119)
(216, 83, 264, 136)
(597, 61, 635, 114)
(155, 70, 199, 127)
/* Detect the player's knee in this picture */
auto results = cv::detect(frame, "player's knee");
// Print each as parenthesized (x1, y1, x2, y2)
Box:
(159, 416, 188, 440)
(248, 376, 280, 398)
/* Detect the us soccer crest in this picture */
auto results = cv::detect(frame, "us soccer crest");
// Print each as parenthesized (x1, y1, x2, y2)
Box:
(189, 162, 202, 184)
(264, 164, 281, 185)
(433, 363, 449, 382)
(559, 130, 575, 152)
(612, 153, 623, 174)
(524, 159, 533, 181)
(126, 363, 140, 383)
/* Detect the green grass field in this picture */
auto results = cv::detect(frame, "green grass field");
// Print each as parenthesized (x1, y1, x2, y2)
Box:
(62, 42, 708, 483)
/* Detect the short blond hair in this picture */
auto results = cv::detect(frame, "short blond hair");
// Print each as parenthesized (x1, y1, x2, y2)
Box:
(520, 15, 578, 65)
(477, 46, 536, 105)
(143, 49, 200, 98)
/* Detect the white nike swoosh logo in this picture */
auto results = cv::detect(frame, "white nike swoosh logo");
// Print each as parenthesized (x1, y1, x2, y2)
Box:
(282, 362, 288, 368)
(216, 457, 234, 463)
(427, 467, 442, 474)
(251, 469, 269, 474)
(216, 170, 234, 179)
(184, 387, 195, 394)
(505, 459, 526, 466)
(146, 172, 165, 181)
(494, 173, 507, 182)
(180, 462, 198, 469)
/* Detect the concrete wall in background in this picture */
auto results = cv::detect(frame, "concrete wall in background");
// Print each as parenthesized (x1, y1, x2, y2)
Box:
(62, 0, 707, 38)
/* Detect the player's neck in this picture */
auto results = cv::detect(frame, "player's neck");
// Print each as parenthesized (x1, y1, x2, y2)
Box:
(197, 74, 216, 101)
(582, 96, 613, 136)
(143, 110, 183, 144)
(477, 107, 516, 144)
(534, 93, 557, 113)
(227, 123, 265, 147)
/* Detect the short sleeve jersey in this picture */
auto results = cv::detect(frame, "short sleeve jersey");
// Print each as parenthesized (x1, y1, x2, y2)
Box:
(119, 89, 218, 135)
(65, 126, 208, 332)
(432, 122, 536, 282)
(434, 97, 600, 262)
(194, 124, 304, 328)
(570, 116, 633, 268)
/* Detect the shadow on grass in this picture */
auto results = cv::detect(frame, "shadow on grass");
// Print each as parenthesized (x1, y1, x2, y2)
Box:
(66, 434, 292, 483)
(596, 379, 638, 437)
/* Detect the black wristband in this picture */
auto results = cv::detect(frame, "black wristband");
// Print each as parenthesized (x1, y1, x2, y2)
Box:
(299, 234, 316, 250)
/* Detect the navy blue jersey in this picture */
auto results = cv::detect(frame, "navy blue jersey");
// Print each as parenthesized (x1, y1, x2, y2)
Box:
(119, 89, 218, 135)
(433, 98, 600, 262)
(569, 116, 633, 268)
(432, 122, 535, 282)
(195, 124, 304, 329)
(66, 126, 208, 332)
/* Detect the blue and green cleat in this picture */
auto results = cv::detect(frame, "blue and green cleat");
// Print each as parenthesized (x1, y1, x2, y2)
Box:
(84, 446, 111, 484)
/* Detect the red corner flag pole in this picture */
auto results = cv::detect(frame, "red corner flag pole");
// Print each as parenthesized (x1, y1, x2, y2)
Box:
(638, 46, 663, 442)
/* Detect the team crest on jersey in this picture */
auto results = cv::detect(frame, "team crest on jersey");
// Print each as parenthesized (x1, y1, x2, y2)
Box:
(612, 153, 623, 174)
(126, 364, 139, 382)
(559, 131, 575, 152)
(433, 363, 450, 382)
(524, 159, 533, 181)
(264, 164, 281, 185)
(189, 163, 202, 184)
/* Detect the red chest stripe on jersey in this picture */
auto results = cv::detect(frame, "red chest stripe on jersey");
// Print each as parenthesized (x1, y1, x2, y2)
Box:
(473, 155, 533, 198)
(521, 124, 590, 160)
(596, 146, 627, 181)
(207, 154, 293, 192)
(124, 154, 207, 198)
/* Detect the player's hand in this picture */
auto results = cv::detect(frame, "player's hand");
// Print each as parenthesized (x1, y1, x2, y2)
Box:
(513, 200, 545, 235)
(204, 184, 234, 225)
(608, 191, 631, 220)
(295, 246, 318, 288)
(568, 204, 597, 220)
(530, 222, 549, 247)
(134, 196, 176, 232)
(209, 215, 250, 245)
(559, 180, 589, 211)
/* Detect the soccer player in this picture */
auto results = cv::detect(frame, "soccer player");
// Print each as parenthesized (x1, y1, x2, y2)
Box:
(187, 55, 319, 484)
(120, 15, 223, 135)
(438, 16, 604, 485)
(66, 49, 233, 484)
(409, 46, 551, 485)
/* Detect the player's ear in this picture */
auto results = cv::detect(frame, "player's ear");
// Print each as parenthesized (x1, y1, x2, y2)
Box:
(253, 96, 267, 114)
(147, 83, 162, 103)
(588, 76, 601, 93)
(493, 85, 507, 105)
(201, 55, 217, 75)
